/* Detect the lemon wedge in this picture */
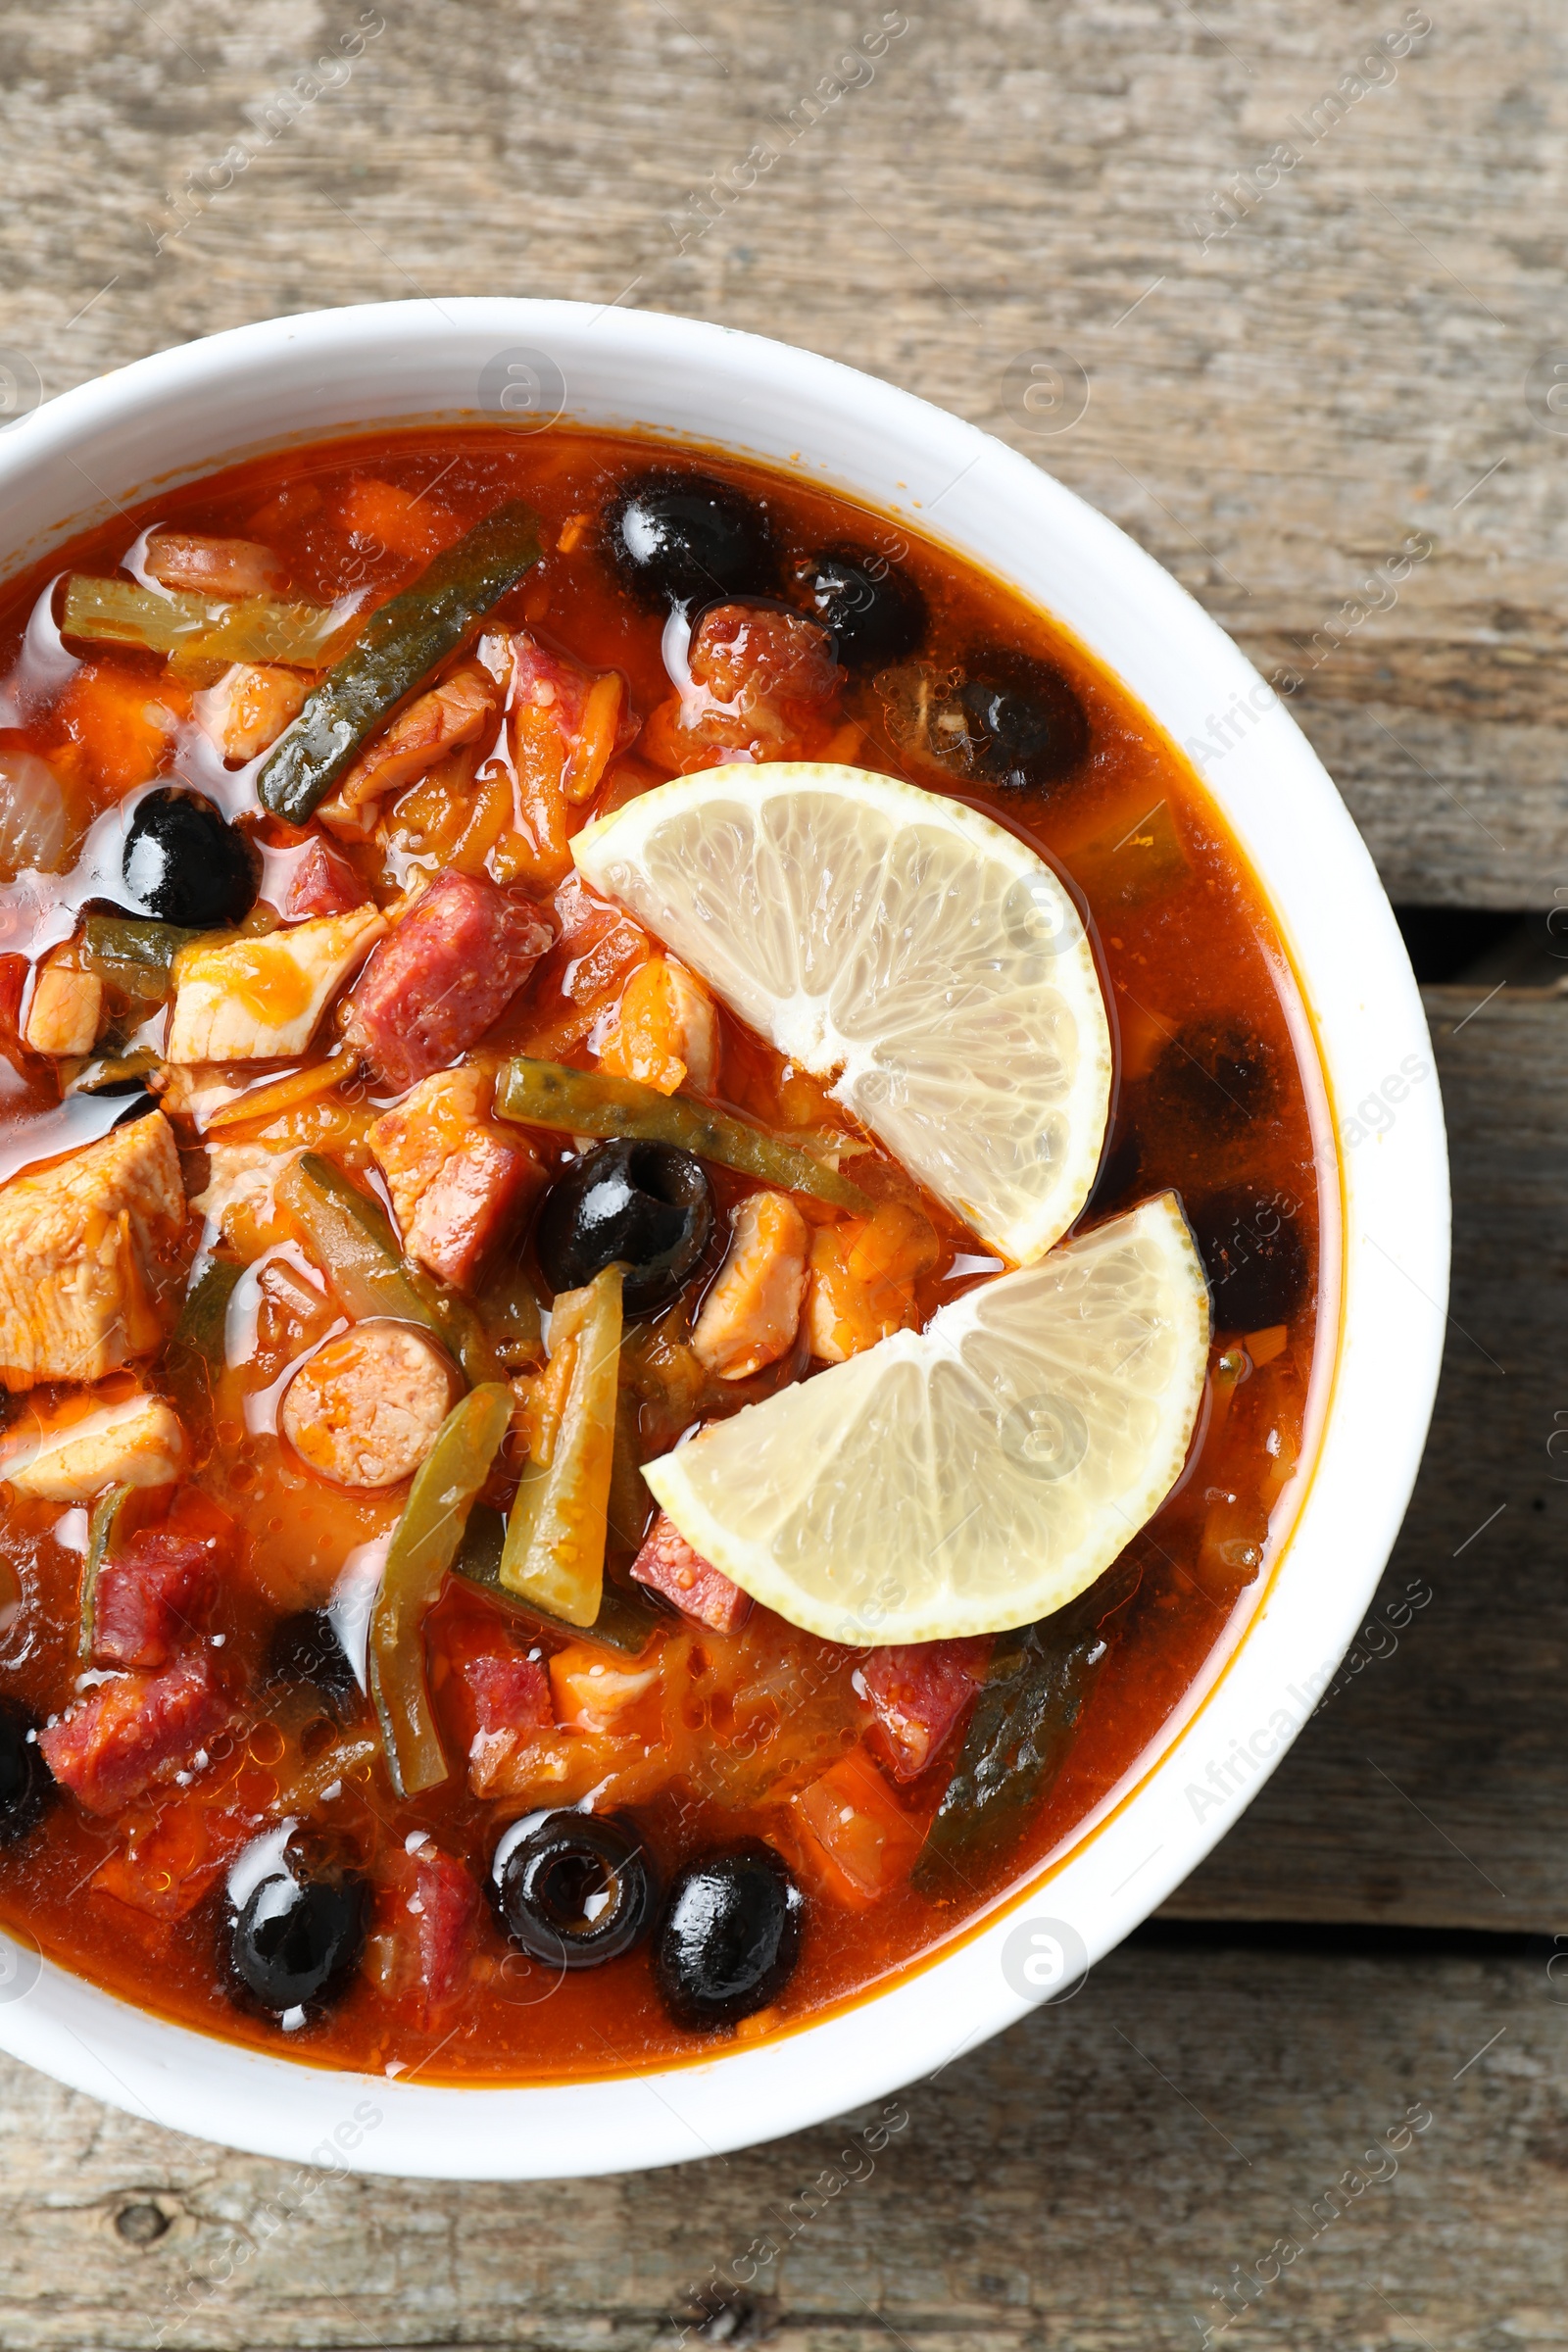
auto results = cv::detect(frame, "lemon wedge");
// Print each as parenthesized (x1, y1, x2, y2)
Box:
(573, 764, 1111, 1265)
(643, 1193, 1211, 1645)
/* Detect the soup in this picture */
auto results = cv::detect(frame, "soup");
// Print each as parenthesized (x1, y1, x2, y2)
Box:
(0, 428, 1328, 2080)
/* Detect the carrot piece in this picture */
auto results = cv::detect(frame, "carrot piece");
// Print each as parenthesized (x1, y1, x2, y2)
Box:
(334, 477, 463, 563)
(203, 1046, 362, 1132)
(50, 663, 182, 801)
(563, 672, 624, 804)
(448, 761, 514, 875)
(504, 699, 572, 887)
(846, 1200, 940, 1287)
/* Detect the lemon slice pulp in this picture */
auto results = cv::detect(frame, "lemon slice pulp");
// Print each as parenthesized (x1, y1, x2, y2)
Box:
(643, 1193, 1211, 1645)
(573, 764, 1112, 1264)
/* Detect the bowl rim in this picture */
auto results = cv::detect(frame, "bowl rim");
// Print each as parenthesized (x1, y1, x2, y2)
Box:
(0, 298, 1449, 2180)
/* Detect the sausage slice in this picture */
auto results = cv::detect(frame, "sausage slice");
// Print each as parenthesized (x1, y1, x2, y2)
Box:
(280, 1322, 459, 1489)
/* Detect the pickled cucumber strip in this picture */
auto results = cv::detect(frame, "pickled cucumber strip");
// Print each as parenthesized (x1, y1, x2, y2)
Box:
(913, 1565, 1139, 1886)
(61, 575, 346, 667)
(495, 1056, 871, 1213)
(455, 1504, 661, 1658)
(475, 1256, 545, 1370)
(499, 1263, 622, 1629)
(278, 1152, 439, 1333)
(164, 1255, 245, 1449)
(257, 500, 544, 821)
(78, 1482, 135, 1661)
(80, 914, 202, 1001)
(368, 1382, 514, 1796)
(276, 1152, 498, 1387)
(66, 1045, 161, 1098)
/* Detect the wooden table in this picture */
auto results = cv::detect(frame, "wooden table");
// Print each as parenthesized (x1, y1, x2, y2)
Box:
(2, 1, 1563, 2342)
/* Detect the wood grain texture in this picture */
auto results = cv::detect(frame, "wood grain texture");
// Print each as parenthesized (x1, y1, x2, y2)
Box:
(0, 0, 1564, 903)
(1167, 986, 1566, 1933)
(0, 1936, 1557, 2350)
(0, 0, 1562, 2332)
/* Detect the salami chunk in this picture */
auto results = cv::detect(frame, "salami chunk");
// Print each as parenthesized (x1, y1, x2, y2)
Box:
(39, 1651, 232, 1816)
(346, 868, 551, 1091)
(278, 835, 369, 922)
(455, 1647, 556, 1801)
(860, 1639, 988, 1784)
(630, 1512, 752, 1635)
(383, 1839, 480, 2022)
(94, 1531, 220, 1669)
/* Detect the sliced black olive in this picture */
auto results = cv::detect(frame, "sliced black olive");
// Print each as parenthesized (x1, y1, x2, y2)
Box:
(792, 544, 927, 672)
(1189, 1186, 1310, 1332)
(0, 1698, 50, 1846)
(956, 652, 1089, 793)
(877, 654, 1088, 799)
(1146, 1020, 1279, 1146)
(534, 1138, 713, 1314)
(122, 787, 261, 930)
(266, 1609, 362, 1716)
(604, 468, 779, 610)
(227, 1832, 368, 2017)
(655, 1841, 803, 2029)
(491, 1810, 658, 1970)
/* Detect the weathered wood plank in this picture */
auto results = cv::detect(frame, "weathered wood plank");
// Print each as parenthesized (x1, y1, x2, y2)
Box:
(0, 0, 1563, 902)
(0, 0, 1562, 2325)
(0, 1936, 1557, 2349)
(1167, 985, 1566, 1932)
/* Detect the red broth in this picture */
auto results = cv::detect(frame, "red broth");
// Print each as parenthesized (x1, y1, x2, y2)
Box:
(0, 429, 1331, 2080)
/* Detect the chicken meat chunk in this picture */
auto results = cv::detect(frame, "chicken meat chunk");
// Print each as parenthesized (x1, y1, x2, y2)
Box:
(0, 1112, 183, 1392)
(0, 1384, 185, 1498)
(691, 1190, 809, 1380)
(166, 904, 385, 1063)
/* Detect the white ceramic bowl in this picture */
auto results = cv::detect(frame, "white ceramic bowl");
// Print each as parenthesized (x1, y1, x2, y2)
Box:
(0, 301, 1448, 2178)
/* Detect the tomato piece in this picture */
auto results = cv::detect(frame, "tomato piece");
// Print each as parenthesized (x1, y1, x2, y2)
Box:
(790, 1748, 923, 1907)
(333, 476, 464, 564)
(92, 1799, 257, 1921)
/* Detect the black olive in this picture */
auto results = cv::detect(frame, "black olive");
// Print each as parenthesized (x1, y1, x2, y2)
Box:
(266, 1610, 362, 1716)
(655, 1842, 803, 2030)
(792, 544, 927, 672)
(604, 468, 779, 610)
(491, 1811, 658, 1970)
(0, 1698, 50, 1846)
(956, 653, 1089, 793)
(1189, 1187, 1310, 1332)
(228, 1833, 368, 2017)
(535, 1138, 713, 1314)
(122, 787, 261, 929)
(1146, 1021, 1279, 1146)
